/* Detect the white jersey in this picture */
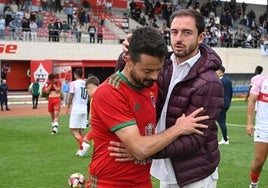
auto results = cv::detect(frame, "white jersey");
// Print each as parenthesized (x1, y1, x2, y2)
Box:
(250, 75, 268, 130)
(250, 74, 261, 111)
(69, 79, 88, 114)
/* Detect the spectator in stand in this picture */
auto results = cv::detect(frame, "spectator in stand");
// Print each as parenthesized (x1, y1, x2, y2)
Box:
(72, 11, 78, 26)
(65, 4, 74, 25)
(159, 22, 170, 45)
(139, 15, 146, 26)
(0, 79, 10, 111)
(29, 19, 38, 41)
(9, 1, 18, 16)
(15, 15, 22, 40)
(61, 20, 71, 42)
(22, 17, 30, 41)
(55, 0, 61, 13)
(79, 10, 90, 29)
(210, 31, 219, 47)
(16, 9, 24, 21)
(100, 10, 106, 26)
(24, 9, 31, 20)
(4, 7, 13, 27)
(0, 15, 5, 40)
(129, 0, 137, 19)
(36, 10, 43, 28)
(242, 1, 248, 17)
(105, 0, 113, 11)
(8, 18, 16, 40)
(48, 19, 56, 42)
(233, 27, 245, 47)
(97, 23, 104, 44)
(54, 19, 62, 42)
(88, 21, 96, 43)
(42, 0, 48, 12)
(76, 22, 85, 43)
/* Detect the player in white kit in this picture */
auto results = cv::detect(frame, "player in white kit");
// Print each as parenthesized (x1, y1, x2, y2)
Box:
(66, 68, 90, 157)
(247, 74, 268, 188)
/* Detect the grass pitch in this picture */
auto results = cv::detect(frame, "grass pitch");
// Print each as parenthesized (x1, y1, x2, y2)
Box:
(0, 100, 267, 187)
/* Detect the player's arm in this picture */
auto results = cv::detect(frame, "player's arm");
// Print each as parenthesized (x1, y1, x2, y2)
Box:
(53, 81, 61, 93)
(114, 107, 208, 160)
(66, 92, 74, 115)
(152, 81, 223, 159)
(246, 93, 258, 136)
(43, 82, 52, 94)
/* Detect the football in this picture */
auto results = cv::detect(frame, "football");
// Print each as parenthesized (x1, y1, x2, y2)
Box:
(68, 173, 85, 188)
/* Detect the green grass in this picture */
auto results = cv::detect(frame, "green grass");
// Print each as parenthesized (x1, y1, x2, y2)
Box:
(0, 100, 267, 187)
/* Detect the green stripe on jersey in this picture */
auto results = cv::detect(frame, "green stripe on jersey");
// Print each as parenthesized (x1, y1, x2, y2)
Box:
(111, 120, 136, 132)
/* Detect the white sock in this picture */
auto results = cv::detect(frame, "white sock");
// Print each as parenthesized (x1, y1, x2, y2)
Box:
(53, 122, 59, 127)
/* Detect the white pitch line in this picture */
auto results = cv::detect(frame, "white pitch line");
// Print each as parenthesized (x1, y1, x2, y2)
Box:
(227, 123, 246, 127)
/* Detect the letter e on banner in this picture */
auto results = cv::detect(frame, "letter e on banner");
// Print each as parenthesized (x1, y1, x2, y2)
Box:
(0, 44, 18, 54)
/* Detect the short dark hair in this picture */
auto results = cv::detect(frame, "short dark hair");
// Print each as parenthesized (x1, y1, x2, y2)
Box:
(48, 73, 55, 80)
(170, 9, 205, 35)
(255, 66, 263, 75)
(74, 68, 83, 77)
(86, 75, 100, 86)
(218, 65, 225, 73)
(128, 27, 168, 63)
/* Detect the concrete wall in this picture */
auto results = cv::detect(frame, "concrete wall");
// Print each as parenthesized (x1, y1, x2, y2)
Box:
(1, 41, 267, 74)
(213, 47, 268, 74)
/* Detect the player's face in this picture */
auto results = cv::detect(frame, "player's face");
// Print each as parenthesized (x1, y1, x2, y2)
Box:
(170, 16, 205, 63)
(48, 78, 54, 84)
(129, 54, 164, 88)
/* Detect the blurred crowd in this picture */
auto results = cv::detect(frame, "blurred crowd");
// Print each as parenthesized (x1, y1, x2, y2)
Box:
(0, 0, 268, 47)
(129, 0, 268, 48)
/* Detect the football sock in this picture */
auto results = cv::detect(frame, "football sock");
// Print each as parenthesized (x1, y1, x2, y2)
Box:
(250, 172, 260, 183)
(78, 137, 84, 150)
(53, 122, 59, 127)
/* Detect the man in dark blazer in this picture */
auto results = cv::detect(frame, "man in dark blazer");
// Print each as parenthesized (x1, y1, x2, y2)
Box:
(216, 65, 233, 145)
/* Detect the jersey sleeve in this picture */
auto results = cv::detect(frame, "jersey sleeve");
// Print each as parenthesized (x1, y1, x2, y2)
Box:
(92, 85, 136, 132)
(250, 76, 262, 95)
(69, 81, 75, 93)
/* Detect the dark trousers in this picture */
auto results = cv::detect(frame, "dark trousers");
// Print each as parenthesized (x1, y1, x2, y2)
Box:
(32, 94, 39, 108)
(1, 100, 8, 110)
(217, 108, 229, 141)
(89, 34, 95, 43)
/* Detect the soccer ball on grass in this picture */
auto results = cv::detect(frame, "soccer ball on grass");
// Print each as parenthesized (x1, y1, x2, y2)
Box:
(68, 173, 85, 188)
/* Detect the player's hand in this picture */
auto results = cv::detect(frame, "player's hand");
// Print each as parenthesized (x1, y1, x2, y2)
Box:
(66, 107, 70, 115)
(175, 107, 209, 135)
(246, 124, 254, 136)
(108, 141, 135, 162)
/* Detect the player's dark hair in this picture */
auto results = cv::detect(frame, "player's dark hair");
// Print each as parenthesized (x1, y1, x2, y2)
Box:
(74, 68, 83, 77)
(86, 75, 100, 86)
(255, 66, 263, 75)
(48, 73, 55, 80)
(128, 27, 168, 63)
